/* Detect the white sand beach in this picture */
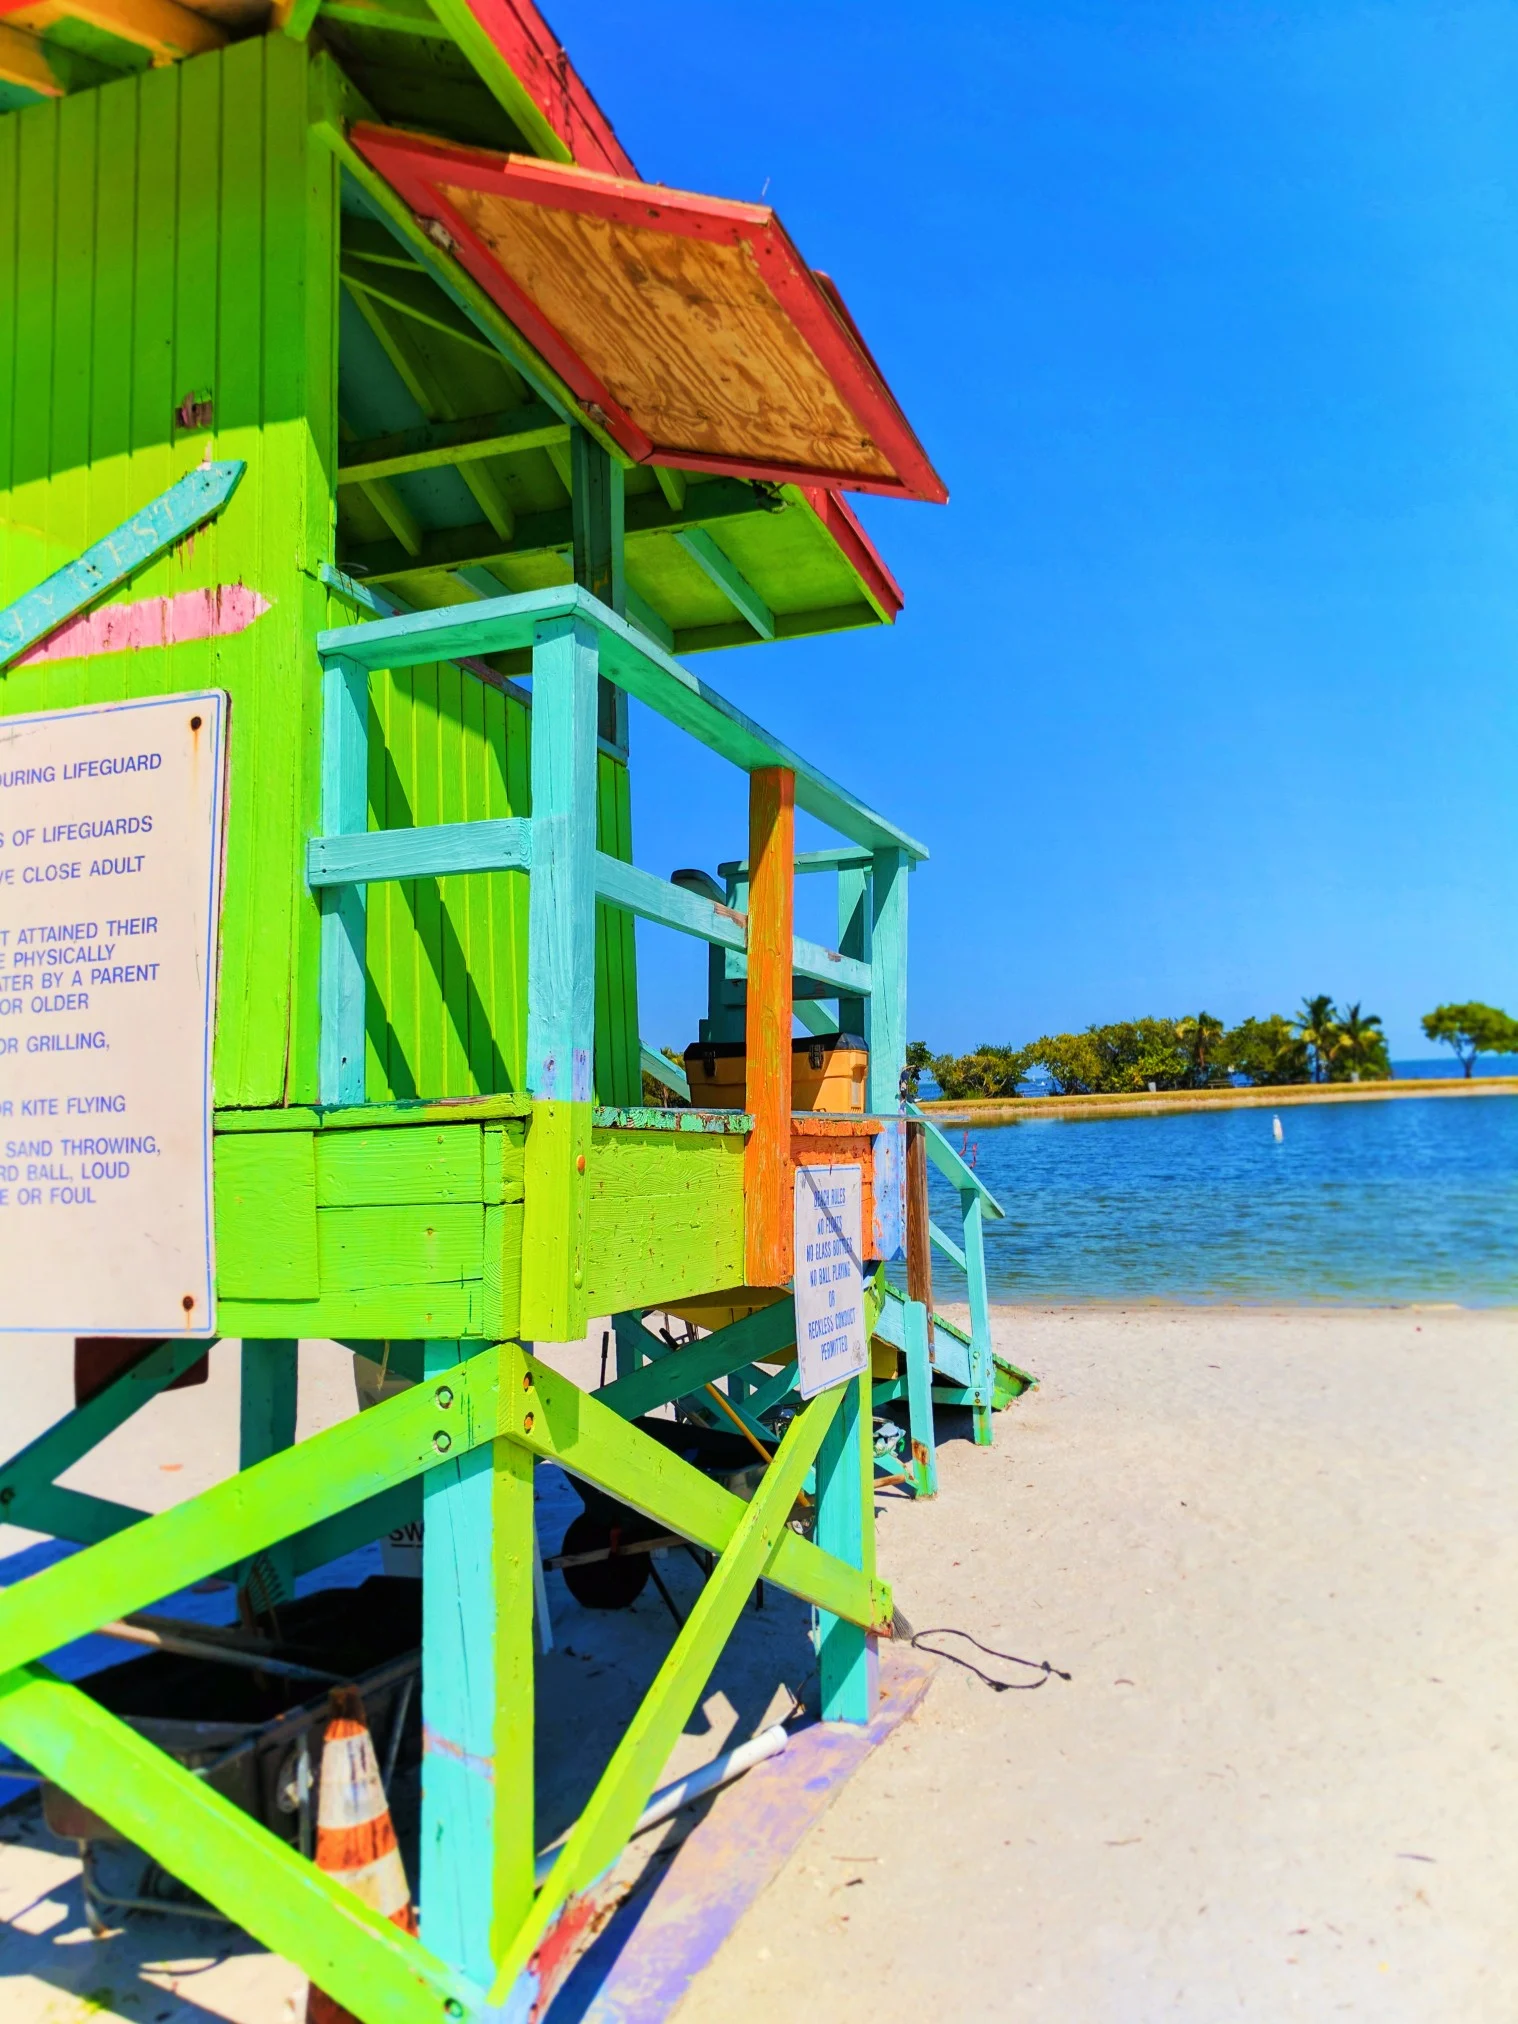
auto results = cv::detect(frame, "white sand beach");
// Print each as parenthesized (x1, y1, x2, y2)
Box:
(680, 1304, 1518, 2022)
(0, 1305, 1514, 2021)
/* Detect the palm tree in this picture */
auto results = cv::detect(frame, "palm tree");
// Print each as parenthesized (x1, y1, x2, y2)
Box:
(1176, 1010, 1225, 1087)
(1334, 1002, 1385, 1081)
(1295, 994, 1337, 1083)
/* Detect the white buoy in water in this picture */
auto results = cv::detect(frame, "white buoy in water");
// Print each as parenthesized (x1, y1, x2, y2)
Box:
(1272, 1114, 1284, 1142)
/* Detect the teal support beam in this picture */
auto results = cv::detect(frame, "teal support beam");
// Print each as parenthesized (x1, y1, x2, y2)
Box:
(814, 1371, 871, 1721)
(318, 654, 370, 1105)
(598, 1300, 797, 1422)
(308, 818, 531, 889)
(837, 860, 870, 1039)
(902, 1298, 937, 1498)
(570, 422, 628, 754)
(420, 1342, 536, 1984)
(237, 1342, 298, 1610)
(525, 616, 601, 1104)
(611, 1311, 649, 1381)
(522, 612, 601, 1338)
(866, 848, 909, 1112)
(0, 461, 245, 670)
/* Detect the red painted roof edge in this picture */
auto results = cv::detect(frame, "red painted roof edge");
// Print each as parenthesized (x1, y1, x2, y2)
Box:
(462, 0, 637, 178)
(803, 488, 905, 622)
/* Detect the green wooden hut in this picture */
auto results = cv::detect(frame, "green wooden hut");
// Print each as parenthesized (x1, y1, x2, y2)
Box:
(0, 4, 1013, 2015)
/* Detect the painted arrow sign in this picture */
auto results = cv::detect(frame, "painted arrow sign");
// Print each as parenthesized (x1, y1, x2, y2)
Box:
(0, 459, 247, 670)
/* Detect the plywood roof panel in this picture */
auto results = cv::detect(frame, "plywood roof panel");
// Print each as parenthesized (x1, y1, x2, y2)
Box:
(352, 127, 947, 503)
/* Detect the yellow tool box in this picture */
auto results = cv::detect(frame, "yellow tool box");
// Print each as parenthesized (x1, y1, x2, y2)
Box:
(684, 1034, 869, 1113)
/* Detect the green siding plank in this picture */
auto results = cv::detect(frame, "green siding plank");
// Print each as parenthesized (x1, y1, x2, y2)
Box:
(314, 1124, 485, 1206)
(214, 1131, 319, 1298)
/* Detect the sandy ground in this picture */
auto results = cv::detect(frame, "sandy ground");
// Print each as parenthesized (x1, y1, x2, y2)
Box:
(0, 1307, 1514, 2021)
(681, 1305, 1518, 2023)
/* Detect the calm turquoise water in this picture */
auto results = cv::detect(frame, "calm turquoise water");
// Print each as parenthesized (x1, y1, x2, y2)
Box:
(926, 1093, 1518, 1306)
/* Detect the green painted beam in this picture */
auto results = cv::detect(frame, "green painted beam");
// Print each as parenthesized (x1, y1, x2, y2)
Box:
(0, 1355, 493, 1678)
(423, 0, 575, 163)
(318, 586, 928, 860)
(504, 1345, 887, 1630)
(337, 403, 567, 483)
(0, 1666, 480, 2024)
(675, 527, 775, 640)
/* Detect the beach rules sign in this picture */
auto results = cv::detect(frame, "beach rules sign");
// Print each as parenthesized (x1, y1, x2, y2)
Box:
(793, 1162, 868, 1399)
(0, 693, 227, 1334)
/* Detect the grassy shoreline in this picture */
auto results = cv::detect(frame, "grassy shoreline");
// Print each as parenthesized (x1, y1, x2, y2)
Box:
(920, 1073, 1518, 1126)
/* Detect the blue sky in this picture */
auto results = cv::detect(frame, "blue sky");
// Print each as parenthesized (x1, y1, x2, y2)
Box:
(554, 1, 1518, 1059)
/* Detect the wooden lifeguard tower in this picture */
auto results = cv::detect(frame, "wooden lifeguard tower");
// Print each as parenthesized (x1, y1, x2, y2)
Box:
(0, 4, 1017, 2015)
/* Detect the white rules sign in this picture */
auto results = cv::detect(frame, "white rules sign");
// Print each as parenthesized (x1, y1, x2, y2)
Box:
(793, 1162, 867, 1400)
(0, 692, 227, 1334)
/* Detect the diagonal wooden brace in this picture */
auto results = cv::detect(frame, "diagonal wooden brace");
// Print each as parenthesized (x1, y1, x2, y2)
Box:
(489, 1379, 847, 2013)
(0, 1663, 481, 2024)
(503, 1344, 890, 1632)
(0, 1344, 888, 1680)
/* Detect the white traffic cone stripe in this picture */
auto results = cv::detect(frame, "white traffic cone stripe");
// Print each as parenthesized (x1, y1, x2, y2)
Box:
(321, 1848, 413, 1921)
(316, 1728, 390, 1830)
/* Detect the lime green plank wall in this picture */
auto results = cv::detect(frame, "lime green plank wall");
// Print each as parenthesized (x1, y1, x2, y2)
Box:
(365, 663, 533, 1101)
(362, 681, 640, 1106)
(0, 37, 337, 1110)
(0, 38, 642, 1117)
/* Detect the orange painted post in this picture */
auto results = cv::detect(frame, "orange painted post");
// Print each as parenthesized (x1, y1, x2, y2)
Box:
(744, 766, 795, 1284)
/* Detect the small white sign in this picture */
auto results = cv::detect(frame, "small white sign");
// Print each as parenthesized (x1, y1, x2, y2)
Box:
(793, 1162, 868, 1400)
(0, 691, 227, 1334)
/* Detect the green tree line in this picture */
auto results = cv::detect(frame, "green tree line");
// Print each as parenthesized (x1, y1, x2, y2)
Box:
(917, 995, 1399, 1100)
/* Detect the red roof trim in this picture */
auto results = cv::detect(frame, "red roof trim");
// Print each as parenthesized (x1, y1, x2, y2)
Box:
(803, 488, 904, 621)
(460, 0, 636, 179)
(350, 128, 948, 506)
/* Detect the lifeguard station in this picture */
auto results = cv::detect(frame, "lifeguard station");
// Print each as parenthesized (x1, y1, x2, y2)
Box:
(0, 4, 1017, 2016)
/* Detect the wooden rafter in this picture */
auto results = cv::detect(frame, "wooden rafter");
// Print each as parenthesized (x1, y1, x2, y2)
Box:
(337, 402, 566, 483)
(345, 279, 517, 541)
(0, 0, 227, 63)
(0, 19, 60, 93)
(676, 527, 775, 641)
(341, 475, 779, 587)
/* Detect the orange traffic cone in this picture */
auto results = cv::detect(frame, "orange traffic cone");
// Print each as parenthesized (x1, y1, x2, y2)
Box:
(306, 1686, 417, 2024)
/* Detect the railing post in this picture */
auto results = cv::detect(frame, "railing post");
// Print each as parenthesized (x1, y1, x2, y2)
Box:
(837, 860, 870, 1040)
(521, 613, 601, 1341)
(866, 846, 908, 1112)
(962, 1188, 995, 1445)
(815, 1368, 875, 1720)
(318, 653, 369, 1104)
(743, 766, 795, 1284)
(903, 1296, 938, 1496)
(420, 1341, 536, 1983)
(236, 1341, 297, 1611)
